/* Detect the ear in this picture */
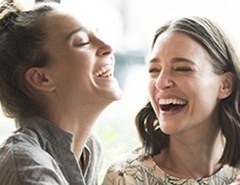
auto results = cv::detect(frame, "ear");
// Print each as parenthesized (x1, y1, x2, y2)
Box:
(25, 67, 56, 92)
(218, 72, 234, 99)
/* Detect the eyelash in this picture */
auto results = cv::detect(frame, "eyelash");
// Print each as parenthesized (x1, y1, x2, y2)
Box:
(148, 68, 159, 73)
(148, 67, 192, 74)
(174, 67, 192, 72)
(73, 42, 90, 47)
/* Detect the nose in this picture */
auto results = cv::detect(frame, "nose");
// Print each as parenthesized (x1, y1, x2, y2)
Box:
(155, 71, 174, 90)
(96, 39, 113, 57)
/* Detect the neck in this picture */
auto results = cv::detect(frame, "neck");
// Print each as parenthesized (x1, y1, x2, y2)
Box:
(154, 122, 224, 179)
(42, 101, 109, 162)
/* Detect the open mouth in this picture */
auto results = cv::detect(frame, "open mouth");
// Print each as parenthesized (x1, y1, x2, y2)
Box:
(158, 98, 187, 112)
(94, 64, 113, 78)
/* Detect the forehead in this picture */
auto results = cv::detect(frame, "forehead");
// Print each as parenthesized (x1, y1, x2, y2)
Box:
(43, 12, 93, 52)
(150, 31, 211, 64)
(45, 12, 86, 36)
(153, 31, 204, 54)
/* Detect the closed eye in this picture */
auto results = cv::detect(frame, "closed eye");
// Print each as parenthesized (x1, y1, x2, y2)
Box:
(73, 42, 90, 47)
(149, 68, 160, 73)
(174, 67, 192, 72)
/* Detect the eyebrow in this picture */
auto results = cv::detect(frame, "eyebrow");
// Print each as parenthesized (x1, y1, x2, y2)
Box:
(148, 57, 194, 64)
(171, 57, 195, 64)
(65, 27, 86, 41)
(148, 58, 160, 64)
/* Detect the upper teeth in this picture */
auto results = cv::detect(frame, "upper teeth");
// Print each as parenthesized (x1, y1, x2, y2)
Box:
(94, 65, 113, 77)
(158, 98, 187, 105)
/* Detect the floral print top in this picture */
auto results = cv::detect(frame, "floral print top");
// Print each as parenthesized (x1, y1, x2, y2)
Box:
(102, 148, 240, 185)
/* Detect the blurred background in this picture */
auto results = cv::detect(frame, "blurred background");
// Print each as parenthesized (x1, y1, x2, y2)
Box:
(1, 0, 240, 182)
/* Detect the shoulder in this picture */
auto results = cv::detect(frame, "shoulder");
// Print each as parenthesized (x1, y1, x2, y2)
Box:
(231, 165, 240, 176)
(235, 164, 240, 170)
(0, 127, 47, 163)
(0, 131, 65, 184)
(0, 128, 41, 162)
(215, 164, 240, 184)
(0, 136, 19, 184)
(102, 148, 148, 185)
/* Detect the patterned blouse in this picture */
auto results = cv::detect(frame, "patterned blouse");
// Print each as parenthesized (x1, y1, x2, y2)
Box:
(102, 148, 240, 185)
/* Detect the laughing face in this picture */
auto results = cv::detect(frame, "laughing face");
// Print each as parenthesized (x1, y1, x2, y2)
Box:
(148, 31, 228, 135)
(42, 12, 122, 108)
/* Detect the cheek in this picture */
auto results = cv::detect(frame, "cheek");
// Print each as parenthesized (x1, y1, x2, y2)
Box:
(186, 78, 220, 117)
(197, 85, 219, 108)
(148, 80, 155, 100)
(67, 57, 92, 79)
(148, 80, 159, 113)
(194, 77, 220, 100)
(54, 65, 89, 91)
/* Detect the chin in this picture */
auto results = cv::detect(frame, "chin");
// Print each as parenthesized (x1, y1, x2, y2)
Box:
(159, 121, 182, 135)
(94, 76, 123, 101)
(104, 87, 123, 102)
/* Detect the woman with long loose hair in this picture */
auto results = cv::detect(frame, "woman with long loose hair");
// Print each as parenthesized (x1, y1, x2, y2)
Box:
(103, 16, 240, 185)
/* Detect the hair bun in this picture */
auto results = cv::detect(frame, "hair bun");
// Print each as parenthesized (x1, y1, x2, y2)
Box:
(0, 0, 23, 17)
(0, 0, 23, 32)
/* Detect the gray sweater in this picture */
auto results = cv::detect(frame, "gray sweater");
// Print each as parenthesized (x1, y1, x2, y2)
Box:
(0, 116, 103, 185)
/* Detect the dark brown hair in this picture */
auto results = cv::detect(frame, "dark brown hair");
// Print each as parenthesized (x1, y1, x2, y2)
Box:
(135, 17, 240, 167)
(0, 0, 54, 123)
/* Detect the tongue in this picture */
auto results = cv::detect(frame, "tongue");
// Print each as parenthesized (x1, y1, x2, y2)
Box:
(161, 104, 185, 111)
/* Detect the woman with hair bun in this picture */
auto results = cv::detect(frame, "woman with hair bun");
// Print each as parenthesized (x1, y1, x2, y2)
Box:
(103, 16, 240, 185)
(0, 0, 122, 184)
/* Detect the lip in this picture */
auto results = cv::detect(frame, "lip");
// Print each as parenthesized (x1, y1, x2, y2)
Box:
(93, 75, 118, 85)
(93, 75, 116, 80)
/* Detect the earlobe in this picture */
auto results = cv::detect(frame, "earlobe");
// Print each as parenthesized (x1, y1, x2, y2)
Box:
(218, 72, 234, 99)
(25, 67, 55, 92)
